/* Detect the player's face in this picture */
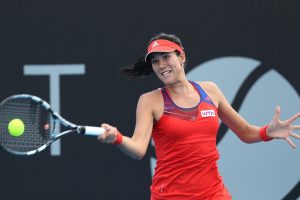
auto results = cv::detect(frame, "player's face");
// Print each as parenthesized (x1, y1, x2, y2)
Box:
(150, 51, 186, 85)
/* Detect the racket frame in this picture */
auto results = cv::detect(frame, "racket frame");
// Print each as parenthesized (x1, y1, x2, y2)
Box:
(0, 94, 104, 156)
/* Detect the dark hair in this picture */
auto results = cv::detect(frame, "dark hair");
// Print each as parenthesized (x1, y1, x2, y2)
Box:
(120, 33, 184, 79)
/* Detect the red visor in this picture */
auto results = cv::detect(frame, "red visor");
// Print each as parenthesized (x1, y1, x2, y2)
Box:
(145, 39, 184, 62)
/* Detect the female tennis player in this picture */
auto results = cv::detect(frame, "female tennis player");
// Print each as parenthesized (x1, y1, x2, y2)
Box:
(98, 33, 300, 200)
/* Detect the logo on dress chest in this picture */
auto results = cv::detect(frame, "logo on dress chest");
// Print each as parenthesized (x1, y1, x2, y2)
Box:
(200, 109, 216, 118)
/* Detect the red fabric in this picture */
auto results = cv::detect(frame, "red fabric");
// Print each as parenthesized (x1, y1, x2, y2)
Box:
(259, 125, 272, 142)
(151, 89, 231, 199)
(113, 129, 123, 144)
(145, 39, 184, 61)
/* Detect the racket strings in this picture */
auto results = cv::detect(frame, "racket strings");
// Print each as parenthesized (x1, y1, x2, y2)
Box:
(0, 98, 53, 153)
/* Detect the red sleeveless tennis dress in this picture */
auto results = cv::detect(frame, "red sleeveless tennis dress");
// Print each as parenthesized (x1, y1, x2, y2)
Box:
(151, 81, 232, 200)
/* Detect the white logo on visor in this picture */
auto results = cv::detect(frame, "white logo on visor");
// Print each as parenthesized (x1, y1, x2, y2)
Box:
(200, 110, 216, 117)
(152, 41, 159, 47)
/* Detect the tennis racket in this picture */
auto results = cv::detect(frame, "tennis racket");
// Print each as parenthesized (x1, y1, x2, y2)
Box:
(0, 94, 105, 156)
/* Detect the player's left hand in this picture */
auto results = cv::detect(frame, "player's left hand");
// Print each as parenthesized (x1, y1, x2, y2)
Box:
(267, 106, 300, 148)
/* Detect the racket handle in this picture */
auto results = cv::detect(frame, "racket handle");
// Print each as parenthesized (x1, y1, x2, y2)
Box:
(79, 126, 105, 136)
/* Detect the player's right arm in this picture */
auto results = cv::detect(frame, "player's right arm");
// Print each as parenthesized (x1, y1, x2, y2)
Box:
(98, 91, 156, 160)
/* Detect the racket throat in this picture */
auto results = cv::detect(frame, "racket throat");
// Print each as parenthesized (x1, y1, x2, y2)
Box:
(76, 126, 105, 136)
(76, 127, 86, 135)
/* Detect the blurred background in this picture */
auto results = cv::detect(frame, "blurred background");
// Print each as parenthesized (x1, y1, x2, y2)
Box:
(1, 0, 300, 199)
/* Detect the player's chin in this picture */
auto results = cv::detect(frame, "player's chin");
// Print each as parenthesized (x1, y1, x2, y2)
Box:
(157, 75, 174, 85)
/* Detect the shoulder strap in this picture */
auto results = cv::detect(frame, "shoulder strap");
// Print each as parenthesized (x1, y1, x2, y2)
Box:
(190, 81, 215, 105)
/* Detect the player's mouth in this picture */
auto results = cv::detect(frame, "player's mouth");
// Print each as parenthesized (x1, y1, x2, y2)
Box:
(161, 70, 172, 77)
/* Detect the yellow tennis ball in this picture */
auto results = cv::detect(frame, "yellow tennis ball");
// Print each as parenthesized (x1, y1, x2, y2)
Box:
(8, 119, 25, 137)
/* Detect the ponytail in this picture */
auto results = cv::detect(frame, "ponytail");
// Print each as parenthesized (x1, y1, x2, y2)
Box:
(120, 55, 153, 79)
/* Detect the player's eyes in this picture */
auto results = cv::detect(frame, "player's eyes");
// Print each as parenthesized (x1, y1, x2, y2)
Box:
(162, 54, 170, 60)
(151, 53, 170, 64)
(151, 59, 158, 64)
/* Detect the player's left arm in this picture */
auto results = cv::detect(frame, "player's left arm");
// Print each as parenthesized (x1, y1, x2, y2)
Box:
(206, 81, 300, 147)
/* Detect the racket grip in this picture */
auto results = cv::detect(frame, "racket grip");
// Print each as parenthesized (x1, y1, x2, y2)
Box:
(79, 126, 105, 136)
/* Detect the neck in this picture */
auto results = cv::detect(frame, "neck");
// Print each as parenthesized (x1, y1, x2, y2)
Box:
(165, 79, 193, 95)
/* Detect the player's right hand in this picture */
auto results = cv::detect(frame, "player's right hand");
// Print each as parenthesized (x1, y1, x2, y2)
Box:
(97, 123, 118, 144)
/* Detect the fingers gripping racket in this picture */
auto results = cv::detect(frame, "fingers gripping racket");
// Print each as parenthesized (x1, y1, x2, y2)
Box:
(0, 94, 105, 156)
